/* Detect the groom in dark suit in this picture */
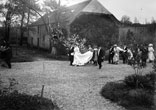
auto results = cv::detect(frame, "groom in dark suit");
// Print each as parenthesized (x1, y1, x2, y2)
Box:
(68, 44, 75, 66)
(98, 45, 105, 69)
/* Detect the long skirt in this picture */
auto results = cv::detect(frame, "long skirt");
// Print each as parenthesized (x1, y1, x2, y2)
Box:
(72, 51, 93, 66)
(113, 53, 119, 64)
(148, 52, 155, 61)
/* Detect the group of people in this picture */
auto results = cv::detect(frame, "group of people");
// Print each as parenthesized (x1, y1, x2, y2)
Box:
(108, 43, 155, 67)
(0, 39, 12, 69)
(68, 44, 104, 69)
(68, 43, 155, 69)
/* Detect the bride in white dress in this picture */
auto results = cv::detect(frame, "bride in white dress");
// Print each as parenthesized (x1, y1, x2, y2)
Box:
(72, 45, 93, 66)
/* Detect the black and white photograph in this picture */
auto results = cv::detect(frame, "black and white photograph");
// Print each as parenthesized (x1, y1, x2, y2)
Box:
(0, 0, 156, 110)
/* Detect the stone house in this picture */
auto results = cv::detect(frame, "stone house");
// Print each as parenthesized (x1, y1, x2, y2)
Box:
(27, 0, 119, 51)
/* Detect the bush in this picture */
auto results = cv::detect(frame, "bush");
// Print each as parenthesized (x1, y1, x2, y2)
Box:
(100, 81, 127, 102)
(0, 91, 56, 110)
(126, 89, 153, 107)
(124, 72, 155, 90)
(101, 72, 156, 109)
(0, 77, 58, 110)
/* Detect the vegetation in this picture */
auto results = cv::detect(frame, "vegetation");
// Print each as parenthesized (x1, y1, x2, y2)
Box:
(0, 0, 41, 44)
(0, 75, 58, 110)
(121, 15, 132, 25)
(101, 72, 155, 109)
(124, 73, 155, 90)
(101, 61, 156, 110)
(70, 14, 119, 49)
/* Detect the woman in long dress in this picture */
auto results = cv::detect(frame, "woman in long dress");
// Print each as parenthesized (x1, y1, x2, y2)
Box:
(148, 43, 155, 62)
(72, 45, 93, 66)
(113, 44, 125, 64)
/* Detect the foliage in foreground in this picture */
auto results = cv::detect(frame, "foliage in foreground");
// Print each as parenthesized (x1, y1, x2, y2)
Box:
(0, 76, 58, 110)
(100, 72, 155, 109)
(124, 72, 155, 90)
(0, 91, 55, 110)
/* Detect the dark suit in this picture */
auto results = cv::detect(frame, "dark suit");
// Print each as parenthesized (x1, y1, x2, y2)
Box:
(140, 46, 148, 67)
(108, 47, 114, 64)
(68, 46, 74, 65)
(92, 48, 98, 66)
(98, 48, 105, 69)
(0, 41, 12, 68)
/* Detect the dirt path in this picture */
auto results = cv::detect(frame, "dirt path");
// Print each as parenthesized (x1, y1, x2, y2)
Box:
(0, 61, 152, 110)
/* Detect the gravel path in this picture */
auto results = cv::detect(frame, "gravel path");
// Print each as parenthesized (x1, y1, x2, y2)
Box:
(0, 61, 152, 110)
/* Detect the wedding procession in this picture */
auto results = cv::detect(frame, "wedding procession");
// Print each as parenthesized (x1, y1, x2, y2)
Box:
(68, 42, 155, 69)
(0, 0, 156, 109)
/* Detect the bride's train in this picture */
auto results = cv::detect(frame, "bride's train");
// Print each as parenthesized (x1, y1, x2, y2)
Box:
(72, 51, 93, 66)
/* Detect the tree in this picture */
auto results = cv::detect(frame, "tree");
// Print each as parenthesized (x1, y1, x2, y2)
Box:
(70, 14, 119, 49)
(42, 0, 69, 55)
(121, 15, 132, 24)
(134, 17, 139, 24)
(126, 29, 135, 46)
(151, 17, 156, 24)
(0, 0, 41, 44)
(14, 0, 41, 45)
(0, 0, 17, 41)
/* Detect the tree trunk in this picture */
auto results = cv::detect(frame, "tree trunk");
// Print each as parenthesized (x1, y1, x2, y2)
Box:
(19, 12, 25, 46)
(5, 11, 11, 42)
(154, 85, 156, 109)
(21, 0, 49, 33)
(5, 24, 10, 42)
(26, 9, 30, 46)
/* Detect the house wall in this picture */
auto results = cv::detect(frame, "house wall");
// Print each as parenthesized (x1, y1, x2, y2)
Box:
(28, 25, 51, 50)
(119, 26, 156, 53)
(119, 26, 155, 44)
(27, 20, 70, 50)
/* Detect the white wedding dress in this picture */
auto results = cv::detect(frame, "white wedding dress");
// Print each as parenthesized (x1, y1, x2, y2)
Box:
(148, 47, 155, 61)
(72, 46, 93, 66)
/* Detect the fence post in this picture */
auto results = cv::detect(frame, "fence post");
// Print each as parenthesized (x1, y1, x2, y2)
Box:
(41, 85, 44, 98)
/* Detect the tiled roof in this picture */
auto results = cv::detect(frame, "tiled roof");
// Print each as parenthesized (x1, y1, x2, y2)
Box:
(31, 0, 115, 26)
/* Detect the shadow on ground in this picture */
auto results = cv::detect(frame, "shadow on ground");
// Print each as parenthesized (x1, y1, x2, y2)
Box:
(11, 46, 68, 62)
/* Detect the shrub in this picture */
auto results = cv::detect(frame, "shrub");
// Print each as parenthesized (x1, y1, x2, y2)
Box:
(100, 81, 127, 102)
(124, 72, 155, 90)
(101, 72, 155, 109)
(0, 91, 55, 110)
(126, 89, 153, 107)
(0, 77, 58, 110)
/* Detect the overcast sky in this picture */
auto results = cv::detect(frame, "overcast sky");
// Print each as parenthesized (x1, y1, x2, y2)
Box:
(1, 0, 155, 24)
(66, 0, 156, 24)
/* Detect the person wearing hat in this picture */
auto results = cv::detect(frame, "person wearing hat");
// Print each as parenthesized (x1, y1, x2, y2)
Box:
(113, 44, 125, 64)
(97, 45, 105, 69)
(148, 43, 155, 63)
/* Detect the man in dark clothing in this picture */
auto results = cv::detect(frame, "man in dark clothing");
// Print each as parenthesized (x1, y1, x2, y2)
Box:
(97, 45, 105, 69)
(140, 45, 148, 68)
(0, 40, 12, 68)
(122, 45, 128, 64)
(108, 46, 114, 64)
(68, 44, 74, 66)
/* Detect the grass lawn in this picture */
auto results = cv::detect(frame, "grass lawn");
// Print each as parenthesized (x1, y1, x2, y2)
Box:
(0, 59, 153, 110)
(0, 46, 154, 110)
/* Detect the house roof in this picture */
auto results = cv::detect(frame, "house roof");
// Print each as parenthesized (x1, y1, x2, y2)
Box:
(82, 0, 111, 14)
(31, 0, 117, 26)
